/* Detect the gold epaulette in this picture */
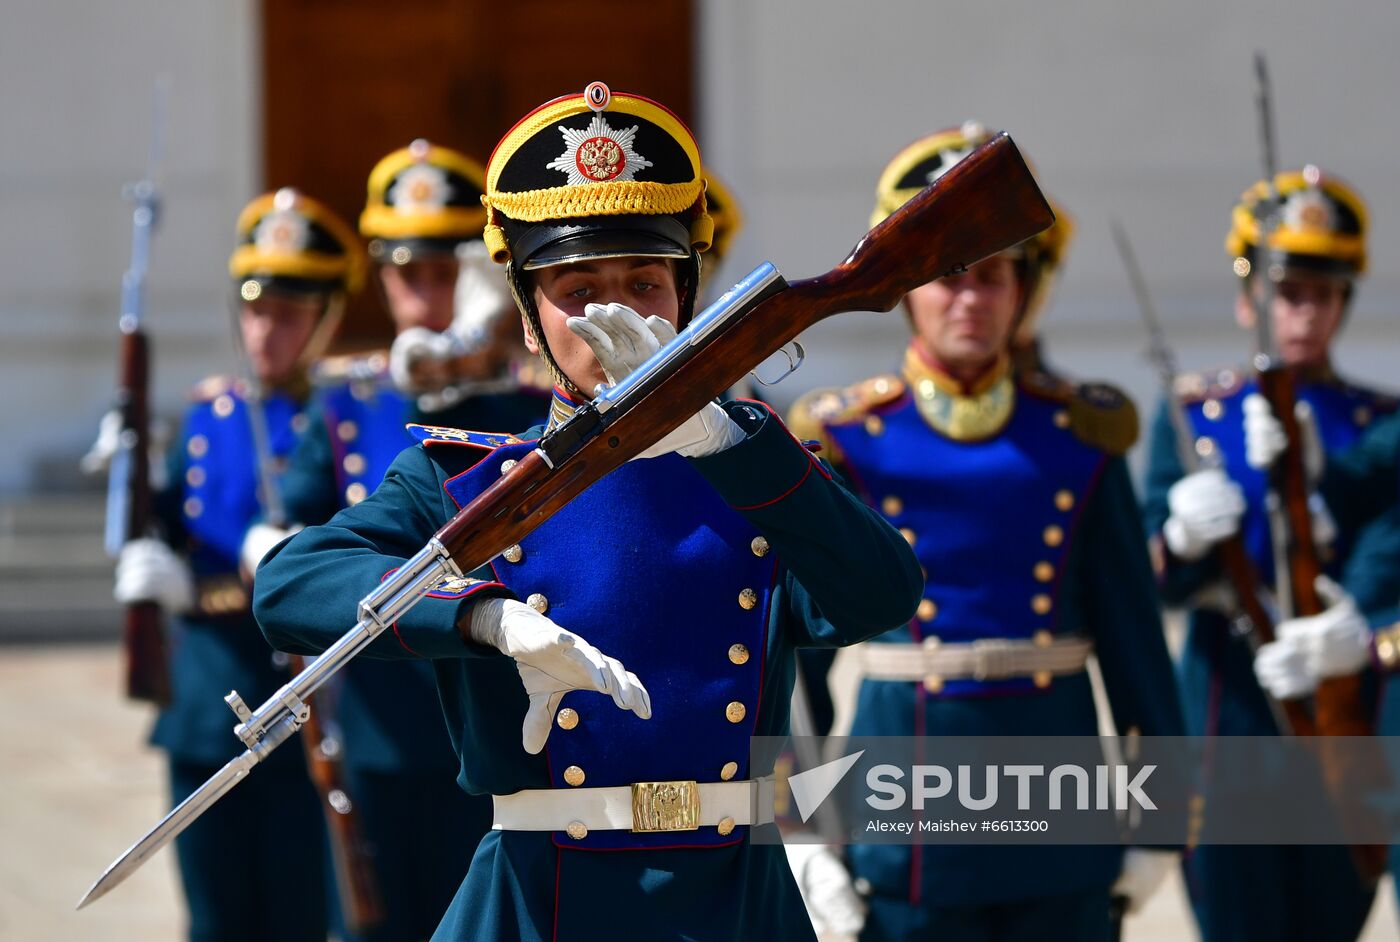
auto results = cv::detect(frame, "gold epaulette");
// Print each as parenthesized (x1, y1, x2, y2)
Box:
(1069, 382, 1140, 455)
(788, 375, 904, 456)
(1022, 369, 1138, 455)
(187, 375, 236, 403)
(1171, 365, 1248, 405)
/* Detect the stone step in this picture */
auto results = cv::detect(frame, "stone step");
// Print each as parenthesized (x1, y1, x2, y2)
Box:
(0, 495, 119, 642)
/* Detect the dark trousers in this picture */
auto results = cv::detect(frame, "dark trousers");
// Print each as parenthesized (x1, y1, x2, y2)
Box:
(1184, 844, 1374, 942)
(860, 887, 1113, 942)
(337, 767, 492, 942)
(170, 760, 328, 942)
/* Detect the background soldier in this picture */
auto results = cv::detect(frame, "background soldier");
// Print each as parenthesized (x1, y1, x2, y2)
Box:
(252, 82, 923, 941)
(243, 142, 547, 942)
(1141, 167, 1399, 941)
(104, 188, 361, 941)
(790, 124, 1183, 942)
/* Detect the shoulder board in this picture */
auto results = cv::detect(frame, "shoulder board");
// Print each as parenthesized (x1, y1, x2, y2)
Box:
(311, 350, 390, 387)
(406, 424, 525, 449)
(1171, 365, 1248, 405)
(1018, 367, 1077, 402)
(1066, 381, 1139, 455)
(792, 375, 905, 430)
(1327, 374, 1400, 412)
(187, 375, 237, 403)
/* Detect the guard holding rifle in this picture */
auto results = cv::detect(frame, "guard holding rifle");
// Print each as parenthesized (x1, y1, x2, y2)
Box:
(789, 124, 1184, 942)
(1141, 167, 1400, 941)
(240, 141, 548, 942)
(103, 189, 361, 940)
(251, 82, 927, 940)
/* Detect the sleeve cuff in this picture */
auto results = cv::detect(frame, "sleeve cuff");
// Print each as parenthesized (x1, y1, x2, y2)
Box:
(378, 566, 515, 659)
(689, 400, 830, 510)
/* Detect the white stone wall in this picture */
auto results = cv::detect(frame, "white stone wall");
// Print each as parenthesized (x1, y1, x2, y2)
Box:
(6, 1, 1400, 494)
(698, 0, 1400, 474)
(0, 0, 259, 493)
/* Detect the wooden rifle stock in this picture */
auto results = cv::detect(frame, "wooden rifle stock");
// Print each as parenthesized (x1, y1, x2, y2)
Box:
(431, 134, 1053, 569)
(1257, 360, 1384, 883)
(1256, 365, 1374, 736)
(117, 327, 171, 705)
(286, 656, 383, 932)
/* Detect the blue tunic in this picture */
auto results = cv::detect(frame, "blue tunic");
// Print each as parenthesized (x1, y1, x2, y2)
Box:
(1141, 365, 1400, 942)
(277, 376, 548, 940)
(253, 400, 925, 941)
(798, 362, 1183, 928)
(151, 379, 327, 942)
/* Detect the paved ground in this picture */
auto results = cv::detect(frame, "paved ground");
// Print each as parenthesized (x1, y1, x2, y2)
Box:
(3, 643, 1398, 941)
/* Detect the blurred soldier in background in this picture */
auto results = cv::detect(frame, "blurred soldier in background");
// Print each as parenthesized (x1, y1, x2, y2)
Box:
(1142, 168, 1399, 941)
(242, 141, 547, 941)
(100, 188, 361, 941)
(699, 167, 743, 291)
(790, 123, 1183, 942)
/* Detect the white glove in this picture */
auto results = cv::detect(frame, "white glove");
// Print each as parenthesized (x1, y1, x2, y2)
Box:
(1111, 848, 1178, 915)
(240, 523, 296, 576)
(566, 302, 746, 459)
(1254, 577, 1371, 699)
(389, 326, 464, 394)
(81, 409, 170, 489)
(785, 842, 866, 939)
(1163, 469, 1246, 561)
(114, 537, 194, 613)
(1244, 394, 1324, 480)
(452, 239, 513, 350)
(468, 597, 651, 754)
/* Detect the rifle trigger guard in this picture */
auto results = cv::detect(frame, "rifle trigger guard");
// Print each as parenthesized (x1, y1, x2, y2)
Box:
(751, 340, 805, 387)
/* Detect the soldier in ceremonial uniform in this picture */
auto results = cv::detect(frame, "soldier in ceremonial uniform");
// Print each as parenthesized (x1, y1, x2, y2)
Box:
(108, 188, 361, 941)
(1244, 371, 1400, 917)
(243, 142, 548, 942)
(789, 124, 1184, 942)
(252, 82, 923, 941)
(1141, 167, 1399, 941)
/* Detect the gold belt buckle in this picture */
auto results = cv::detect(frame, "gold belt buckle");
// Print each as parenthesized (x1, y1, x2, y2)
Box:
(631, 780, 700, 833)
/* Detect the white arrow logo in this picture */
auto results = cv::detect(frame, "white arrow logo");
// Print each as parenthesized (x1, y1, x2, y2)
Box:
(787, 750, 865, 823)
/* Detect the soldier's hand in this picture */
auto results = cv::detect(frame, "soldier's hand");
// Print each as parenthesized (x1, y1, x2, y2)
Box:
(1111, 848, 1177, 914)
(1256, 576, 1371, 699)
(567, 302, 745, 459)
(467, 597, 651, 754)
(389, 327, 463, 394)
(81, 409, 171, 488)
(240, 523, 297, 578)
(1244, 393, 1324, 480)
(115, 538, 194, 613)
(785, 842, 866, 939)
(452, 239, 513, 352)
(1163, 469, 1246, 561)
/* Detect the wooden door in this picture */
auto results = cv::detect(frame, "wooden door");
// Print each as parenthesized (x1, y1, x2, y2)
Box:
(262, 0, 695, 348)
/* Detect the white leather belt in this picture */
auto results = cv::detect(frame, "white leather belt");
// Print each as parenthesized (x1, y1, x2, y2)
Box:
(856, 635, 1093, 684)
(492, 776, 776, 835)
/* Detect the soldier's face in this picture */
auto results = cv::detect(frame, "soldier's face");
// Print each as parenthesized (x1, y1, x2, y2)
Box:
(905, 255, 1023, 375)
(239, 293, 323, 384)
(377, 257, 459, 334)
(527, 257, 681, 394)
(1235, 271, 1349, 368)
